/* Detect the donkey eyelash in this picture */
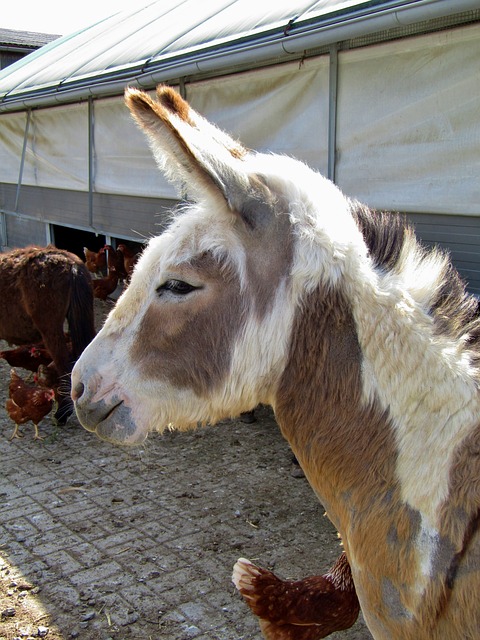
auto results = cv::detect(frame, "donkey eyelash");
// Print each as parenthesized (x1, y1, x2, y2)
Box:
(156, 280, 199, 296)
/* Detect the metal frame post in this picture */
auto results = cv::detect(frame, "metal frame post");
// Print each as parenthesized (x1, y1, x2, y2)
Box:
(14, 109, 31, 212)
(327, 45, 338, 184)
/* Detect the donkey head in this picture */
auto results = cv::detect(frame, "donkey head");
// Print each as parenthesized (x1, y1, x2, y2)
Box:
(72, 85, 363, 444)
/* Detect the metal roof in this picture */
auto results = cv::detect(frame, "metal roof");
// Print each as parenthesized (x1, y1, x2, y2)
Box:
(0, 28, 60, 50)
(0, 0, 476, 111)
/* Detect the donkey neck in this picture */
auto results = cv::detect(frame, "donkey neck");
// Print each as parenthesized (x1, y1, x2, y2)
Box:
(275, 260, 480, 527)
(273, 280, 480, 636)
(346, 261, 480, 529)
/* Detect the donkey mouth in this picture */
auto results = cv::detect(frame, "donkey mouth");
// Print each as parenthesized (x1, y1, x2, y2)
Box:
(75, 398, 147, 446)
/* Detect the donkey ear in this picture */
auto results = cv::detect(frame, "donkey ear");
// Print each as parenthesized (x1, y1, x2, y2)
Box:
(125, 85, 250, 207)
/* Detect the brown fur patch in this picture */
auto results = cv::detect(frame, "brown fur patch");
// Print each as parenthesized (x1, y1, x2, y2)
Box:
(156, 85, 193, 125)
(228, 146, 246, 160)
(132, 252, 245, 396)
(275, 285, 397, 500)
(239, 195, 294, 320)
(350, 200, 407, 272)
(273, 285, 453, 636)
(443, 425, 480, 541)
(435, 425, 480, 626)
(0, 245, 94, 370)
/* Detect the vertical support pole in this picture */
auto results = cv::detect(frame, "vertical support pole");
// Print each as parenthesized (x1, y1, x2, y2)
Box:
(88, 97, 95, 229)
(179, 77, 187, 100)
(178, 78, 189, 200)
(328, 45, 339, 184)
(45, 223, 53, 245)
(0, 211, 7, 249)
(15, 109, 31, 212)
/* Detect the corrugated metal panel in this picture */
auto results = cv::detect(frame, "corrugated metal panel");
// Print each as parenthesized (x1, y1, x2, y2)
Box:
(15, 186, 91, 228)
(408, 213, 480, 295)
(5, 213, 48, 248)
(0, 183, 16, 212)
(1, 183, 176, 242)
(92, 193, 176, 238)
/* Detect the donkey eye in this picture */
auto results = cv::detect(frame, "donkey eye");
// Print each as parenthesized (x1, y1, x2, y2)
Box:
(157, 280, 199, 296)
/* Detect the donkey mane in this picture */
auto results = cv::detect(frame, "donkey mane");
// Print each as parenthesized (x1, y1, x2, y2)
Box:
(349, 200, 407, 272)
(350, 200, 480, 363)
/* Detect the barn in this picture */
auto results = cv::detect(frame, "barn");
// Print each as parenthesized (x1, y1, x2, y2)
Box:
(0, 0, 479, 289)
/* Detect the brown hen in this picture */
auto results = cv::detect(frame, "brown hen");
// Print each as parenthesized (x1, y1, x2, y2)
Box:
(232, 552, 359, 640)
(0, 344, 52, 372)
(116, 243, 140, 280)
(6, 369, 55, 440)
(84, 246, 107, 274)
(92, 267, 119, 300)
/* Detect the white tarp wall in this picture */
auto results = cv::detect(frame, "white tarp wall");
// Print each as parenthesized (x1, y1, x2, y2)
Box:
(0, 111, 25, 184)
(336, 23, 480, 214)
(0, 23, 479, 215)
(93, 93, 177, 198)
(0, 104, 89, 192)
(187, 57, 330, 174)
(94, 58, 330, 198)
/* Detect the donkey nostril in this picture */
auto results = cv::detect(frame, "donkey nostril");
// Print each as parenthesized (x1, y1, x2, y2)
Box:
(71, 381, 85, 402)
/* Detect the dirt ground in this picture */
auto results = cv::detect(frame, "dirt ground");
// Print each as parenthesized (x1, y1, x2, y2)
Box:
(0, 297, 372, 640)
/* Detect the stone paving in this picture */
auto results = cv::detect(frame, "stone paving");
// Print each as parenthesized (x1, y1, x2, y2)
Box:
(1, 394, 373, 640)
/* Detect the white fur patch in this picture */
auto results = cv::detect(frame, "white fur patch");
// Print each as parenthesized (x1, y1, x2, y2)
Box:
(228, 277, 295, 410)
(347, 239, 480, 529)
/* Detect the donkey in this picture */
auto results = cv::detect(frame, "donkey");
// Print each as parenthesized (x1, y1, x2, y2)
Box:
(1, 245, 96, 423)
(72, 85, 480, 639)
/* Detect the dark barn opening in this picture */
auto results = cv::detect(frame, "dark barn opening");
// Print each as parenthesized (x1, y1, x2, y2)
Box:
(52, 225, 106, 262)
(110, 238, 144, 257)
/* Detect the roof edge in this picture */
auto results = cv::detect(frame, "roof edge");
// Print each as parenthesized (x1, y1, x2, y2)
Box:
(0, 0, 477, 113)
